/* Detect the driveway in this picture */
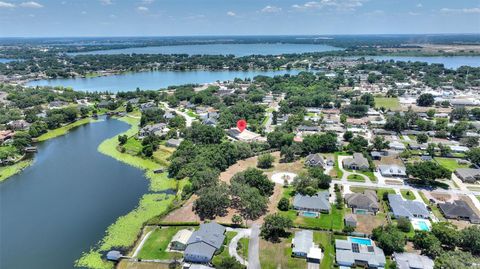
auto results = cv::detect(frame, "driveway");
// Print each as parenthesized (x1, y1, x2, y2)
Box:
(160, 102, 195, 127)
(337, 155, 371, 183)
(227, 228, 251, 266)
(307, 262, 320, 269)
(247, 224, 261, 269)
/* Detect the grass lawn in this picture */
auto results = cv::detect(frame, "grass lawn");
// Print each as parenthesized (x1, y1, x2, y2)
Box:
(294, 206, 345, 231)
(137, 227, 185, 260)
(0, 159, 32, 182)
(36, 118, 99, 142)
(477, 196, 480, 202)
(313, 232, 335, 269)
(434, 157, 470, 172)
(152, 145, 174, 167)
(123, 136, 143, 155)
(347, 174, 366, 182)
(259, 234, 306, 269)
(362, 171, 377, 182)
(185, 110, 197, 118)
(238, 237, 249, 260)
(400, 189, 416, 200)
(374, 97, 400, 110)
(334, 153, 344, 179)
(212, 231, 237, 266)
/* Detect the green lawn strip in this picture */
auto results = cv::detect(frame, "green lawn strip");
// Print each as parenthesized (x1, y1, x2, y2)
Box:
(212, 231, 237, 266)
(400, 189, 416, 200)
(361, 171, 377, 182)
(333, 152, 346, 179)
(185, 110, 197, 118)
(313, 231, 335, 269)
(347, 174, 366, 182)
(123, 137, 143, 155)
(37, 118, 99, 142)
(374, 97, 400, 110)
(76, 194, 175, 269)
(0, 159, 32, 182)
(137, 227, 184, 260)
(295, 206, 344, 231)
(238, 237, 249, 260)
(434, 157, 469, 172)
(261, 115, 269, 126)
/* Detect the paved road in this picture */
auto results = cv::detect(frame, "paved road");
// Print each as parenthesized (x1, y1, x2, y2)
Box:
(247, 224, 261, 269)
(160, 102, 195, 127)
(228, 228, 251, 266)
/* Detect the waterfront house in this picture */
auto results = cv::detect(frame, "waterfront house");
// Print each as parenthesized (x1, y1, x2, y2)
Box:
(138, 123, 169, 138)
(343, 153, 369, 171)
(184, 222, 226, 263)
(293, 192, 330, 213)
(7, 120, 31, 131)
(345, 190, 379, 215)
(170, 229, 193, 251)
(388, 194, 429, 219)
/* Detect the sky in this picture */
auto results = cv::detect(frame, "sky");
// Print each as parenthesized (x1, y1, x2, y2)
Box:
(0, 0, 479, 37)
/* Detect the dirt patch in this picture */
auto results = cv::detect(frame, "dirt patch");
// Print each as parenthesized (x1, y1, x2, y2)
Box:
(162, 195, 201, 223)
(430, 192, 452, 202)
(355, 214, 386, 234)
(374, 153, 404, 166)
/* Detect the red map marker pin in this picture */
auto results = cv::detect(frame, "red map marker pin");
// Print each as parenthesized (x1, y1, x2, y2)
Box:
(237, 119, 247, 132)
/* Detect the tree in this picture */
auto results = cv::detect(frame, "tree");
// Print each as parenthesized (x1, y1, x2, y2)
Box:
(126, 102, 133, 113)
(438, 143, 451, 157)
(417, 93, 435, 106)
(372, 136, 389, 151)
(450, 107, 469, 121)
(12, 132, 32, 151)
(260, 213, 293, 242)
(190, 167, 220, 191)
(340, 114, 347, 125)
(301, 132, 338, 154)
(142, 145, 153, 157)
(464, 137, 479, 148)
(406, 161, 451, 185)
(431, 222, 460, 250)
(216, 256, 245, 269)
(385, 113, 407, 132)
(347, 136, 369, 152)
(257, 153, 275, 169)
(194, 183, 230, 219)
(185, 123, 224, 144)
(308, 167, 332, 189)
(450, 121, 469, 138)
(396, 217, 411, 233)
(427, 109, 436, 118)
(277, 197, 290, 211)
(413, 231, 442, 258)
(466, 147, 480, 165)
(372, 225, 406, 255)
(461, 225, 480, 255)
(427, 143, 436, 157)
(118, 134, 128, 145)
(232, 214, 243, 226)
(417, 133, 429, 144)
(434, 250, 480, 269)
(343, 131, 353, 141)
(292, 174, 317, 195)
(230, 182, 268, 222)
(231, 168, 274, 196)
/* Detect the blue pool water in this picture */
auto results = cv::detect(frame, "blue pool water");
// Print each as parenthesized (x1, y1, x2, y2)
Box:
(302, 211, 318, 218)
(350, 237, 372, 246)
(417, 221, 430, 231)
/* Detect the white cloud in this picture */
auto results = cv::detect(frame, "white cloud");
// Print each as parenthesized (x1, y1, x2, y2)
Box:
(261, 5, 282, 13)
(20, 1, 43, 8)
(137, 6, 148, 12)
(416, 3, 422, 8)
(0, 1, 15, 8)
(99, 0, 112, 5)
(440, 7, 480, 14)
(292, 0, 366, 12)
(227, 11, 236, 16)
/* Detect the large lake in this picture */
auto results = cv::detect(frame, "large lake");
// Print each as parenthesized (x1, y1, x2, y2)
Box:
(0, 118, 149, 269)
(69, 43, 342, 56)
(351, 55, 480, 69)
(26, 69, 301, 92)
(0, 58, 15, 63)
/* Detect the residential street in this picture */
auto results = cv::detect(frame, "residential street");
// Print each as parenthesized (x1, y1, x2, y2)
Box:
(247, 224, 261, 269)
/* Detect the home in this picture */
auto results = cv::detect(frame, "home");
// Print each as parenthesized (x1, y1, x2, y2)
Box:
(139, 101, 156, 111)
(335, 237, 386, 268)
(296, 125, 320, 134)
(226, 128, 266, 143)
(378, 165, 407, 178)
(450, 145, 469, 153)
(392, 252, 434, 269)
(388, 194, 429, 219)
(389, 141, 406, 151)
(0, 130, 14, 143)
(439, 200, 480, 224)
(370, 151, 385, 160)
(304, 153, 325, 168)
(7, 120, 31, 131)
(345, 190, 379, 215)
(166, 138, 183, 148)
(170, 229, 193, 251)
(49, 100, 68, 108)
(292, 230, 323, 264)
(343, 153, 369, 171)
(293, 192, 331, 213)
(454, 168, 480, 183)
(184, 222, 226, 263)
(344, 214, 358, 227)
(138, 123, 169, 138)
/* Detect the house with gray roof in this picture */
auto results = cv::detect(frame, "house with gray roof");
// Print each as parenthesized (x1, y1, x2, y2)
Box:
(345, 190, 379, 215)
(455, 168, 480, 183)
(343, 153, 369, 171)
(293, 192, 331, 213)
(439, 200, 480, 224)
(184, 222, 226, 263)
(335, 237, 386, 268)
(378, 165, 407, 178)
(393, 252, 434, 269)
(304, 153, 325, 168)
(292, 230, 314, 257)
(388, 194, 429, 219)
(344, 214, 358, 227)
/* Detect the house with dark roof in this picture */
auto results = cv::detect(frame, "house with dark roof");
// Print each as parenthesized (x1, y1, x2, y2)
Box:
(304, 153, 325, 168)
(184, 222, 226, 263)
(393, 252, 434, 269)
(293, 192, 330, 213)
(454, 168, 480, 183)
(388, 194, 429, 219)
(343, 153, 369, 171)
(345, 190, 379, 215)
(439, 200, 480, 224)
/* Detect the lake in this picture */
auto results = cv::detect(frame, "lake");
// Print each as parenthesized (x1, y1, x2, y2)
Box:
(0, 118, 149, 269)
(0, 58, 15, 63)
(26, 69, 301, 92)
(350, 55, 480, 69)
(69, 43, 342, 56)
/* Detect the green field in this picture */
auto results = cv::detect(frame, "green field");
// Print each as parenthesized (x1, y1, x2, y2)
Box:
(36, 118, 98, 142)
(374, 97, 400, 110)
(314, 232, 334, 269)
(259, 234, 306, 269)
(0, 160, 32, 182)
(137, 227, 184, 260)
(347, 174, 366, 182)
(400, 189, 416, 200)
(238, 237, 249, 260)
(435, 157, 470, 172)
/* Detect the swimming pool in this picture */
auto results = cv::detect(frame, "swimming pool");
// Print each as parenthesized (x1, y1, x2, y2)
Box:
(417, 221, 430, 231)
(350, 237, 372, 246)
(302, 211, 318, 218)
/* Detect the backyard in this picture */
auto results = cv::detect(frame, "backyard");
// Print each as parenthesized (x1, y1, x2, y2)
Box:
(400, 189, 416, 200)
(137, 226, 185, 260)
(435, 157, 470, 172)
(374, 97, 400, 110)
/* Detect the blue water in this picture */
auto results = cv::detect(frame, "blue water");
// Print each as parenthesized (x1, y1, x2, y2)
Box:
(348, 55, 480, 69)
(417, 221, 430, 231)
(26, 69, 301, 92)
(350, 237, 372, 246)
(69, 43, 342, 57)
(0, 58, 15, 63)
(302, 211, 318, 218)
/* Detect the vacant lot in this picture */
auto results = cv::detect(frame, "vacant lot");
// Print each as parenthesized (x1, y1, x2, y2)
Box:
(259, 235, 306, 269)
(435, 157, 470, 172)
(374, 97, 400, 110)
